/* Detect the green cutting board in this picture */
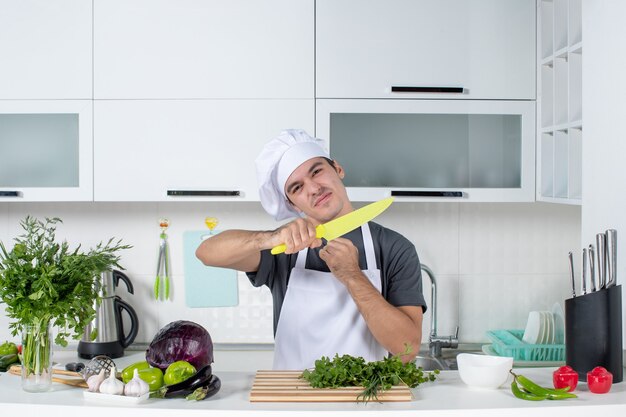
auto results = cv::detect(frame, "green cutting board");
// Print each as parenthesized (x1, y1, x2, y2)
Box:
(183, 230, 239, 307)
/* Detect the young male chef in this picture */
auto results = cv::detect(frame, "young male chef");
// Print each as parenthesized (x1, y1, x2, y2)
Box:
(196, 129, 426, 370)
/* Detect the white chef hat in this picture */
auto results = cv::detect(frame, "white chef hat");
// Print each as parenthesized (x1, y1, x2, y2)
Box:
(255, 129, 330, 221)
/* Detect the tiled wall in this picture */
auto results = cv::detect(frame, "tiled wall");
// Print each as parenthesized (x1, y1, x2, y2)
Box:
(0, 201, 580, 348)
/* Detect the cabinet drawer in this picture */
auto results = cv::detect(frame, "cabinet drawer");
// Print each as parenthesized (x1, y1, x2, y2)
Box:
(94, 99, 314, 201)
(316, 0, 535, 100)
(94, 0, 314, 99)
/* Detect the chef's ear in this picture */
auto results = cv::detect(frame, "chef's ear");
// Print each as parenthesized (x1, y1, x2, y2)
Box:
(285, 197, 303, 214)
(332, 160, 346, 180)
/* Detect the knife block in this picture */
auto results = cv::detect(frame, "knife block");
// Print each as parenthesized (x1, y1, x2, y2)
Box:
(564, 285, 622, 383)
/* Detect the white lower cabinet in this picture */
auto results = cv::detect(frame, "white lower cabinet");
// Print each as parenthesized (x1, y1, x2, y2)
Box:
(93, 100, 314, 201)
(0, 100, 93, 201)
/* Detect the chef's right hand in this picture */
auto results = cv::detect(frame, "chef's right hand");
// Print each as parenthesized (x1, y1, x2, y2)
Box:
(269, 218, 322, 254)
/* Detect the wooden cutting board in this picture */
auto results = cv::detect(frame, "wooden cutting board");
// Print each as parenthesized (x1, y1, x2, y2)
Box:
(249, 370, 413, 402)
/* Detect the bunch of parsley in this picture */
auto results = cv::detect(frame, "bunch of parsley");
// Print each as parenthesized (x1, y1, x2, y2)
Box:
(0, 216, 131, 346)
(300, 345, 439, 402)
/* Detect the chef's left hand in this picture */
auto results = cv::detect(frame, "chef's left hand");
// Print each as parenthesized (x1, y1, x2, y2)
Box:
(319, 238, 361, 285)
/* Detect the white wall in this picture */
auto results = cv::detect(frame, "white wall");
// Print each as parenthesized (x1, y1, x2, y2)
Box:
(0, 201, 580, 349)
(582, 1, 626, 343)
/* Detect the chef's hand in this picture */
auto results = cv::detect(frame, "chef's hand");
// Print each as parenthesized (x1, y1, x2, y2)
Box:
(319, 238, 361, 285)
(269, 218, 323, 254)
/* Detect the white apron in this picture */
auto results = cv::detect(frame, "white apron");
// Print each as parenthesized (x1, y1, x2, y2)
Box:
(272, 223, 387, 370)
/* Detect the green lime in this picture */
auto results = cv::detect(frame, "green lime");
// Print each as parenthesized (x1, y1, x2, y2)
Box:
(163, 360, 196, 386)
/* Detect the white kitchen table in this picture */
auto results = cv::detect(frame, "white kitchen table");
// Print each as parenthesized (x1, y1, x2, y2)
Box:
(1, 349, 625, 417)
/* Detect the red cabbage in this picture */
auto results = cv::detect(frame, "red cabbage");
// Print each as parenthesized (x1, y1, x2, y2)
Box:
(145, 320, 214, 371)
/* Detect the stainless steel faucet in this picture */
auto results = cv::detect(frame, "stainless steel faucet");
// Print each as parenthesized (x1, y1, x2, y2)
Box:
(421, 264, 459, 358)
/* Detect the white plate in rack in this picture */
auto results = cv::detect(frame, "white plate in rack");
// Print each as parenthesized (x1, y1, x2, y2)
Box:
(552, 302, 565, 344)
(83, 390, 150, 404)
(522, 311, 542, 344)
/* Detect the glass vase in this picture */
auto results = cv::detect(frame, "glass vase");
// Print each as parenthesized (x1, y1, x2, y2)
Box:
(20, 322, 53, 392)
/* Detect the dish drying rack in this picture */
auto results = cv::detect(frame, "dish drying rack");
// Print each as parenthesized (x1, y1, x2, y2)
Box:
(486, 330, 565, 362)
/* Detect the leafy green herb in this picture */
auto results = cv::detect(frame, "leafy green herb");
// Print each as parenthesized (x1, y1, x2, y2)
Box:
(300, 344, 439, 403)
(0, 216, 131, 346)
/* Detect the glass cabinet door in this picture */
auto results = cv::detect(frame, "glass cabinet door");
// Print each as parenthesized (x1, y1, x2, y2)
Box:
(316, 99, 535, 202)
(0, 100, 93, 201)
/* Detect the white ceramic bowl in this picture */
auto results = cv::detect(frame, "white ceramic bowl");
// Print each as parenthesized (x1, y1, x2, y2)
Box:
(457, 353, 514, 389)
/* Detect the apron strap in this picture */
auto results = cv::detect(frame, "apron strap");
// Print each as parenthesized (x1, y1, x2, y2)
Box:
(361, 223, 376, 271)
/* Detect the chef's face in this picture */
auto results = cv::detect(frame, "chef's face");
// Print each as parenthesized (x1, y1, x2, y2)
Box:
(284, 157, 353, 224)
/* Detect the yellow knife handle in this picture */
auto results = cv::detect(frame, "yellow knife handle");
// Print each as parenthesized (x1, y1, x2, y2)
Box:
(270, 225, 326, 255)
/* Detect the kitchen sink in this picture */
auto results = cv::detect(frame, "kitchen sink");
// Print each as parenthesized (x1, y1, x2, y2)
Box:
(413, 349, 482, 371)
(414, 355, 448, 371)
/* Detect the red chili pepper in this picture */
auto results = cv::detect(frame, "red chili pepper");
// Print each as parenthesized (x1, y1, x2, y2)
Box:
(587, 366, 613, 394)
(553, 365, 578, 392)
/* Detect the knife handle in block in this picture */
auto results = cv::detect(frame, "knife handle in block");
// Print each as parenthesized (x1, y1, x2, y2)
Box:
(270, 225, 326, 255)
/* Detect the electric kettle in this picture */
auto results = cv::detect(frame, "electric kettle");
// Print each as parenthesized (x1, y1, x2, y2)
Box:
(77, 270, 139, 359)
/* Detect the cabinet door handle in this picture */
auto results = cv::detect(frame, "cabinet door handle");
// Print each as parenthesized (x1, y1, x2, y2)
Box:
(391, 86, 464, 93)
(167, 190, 241, 197)
(0, 191, 22, 197)
(391, 191, 463, 197)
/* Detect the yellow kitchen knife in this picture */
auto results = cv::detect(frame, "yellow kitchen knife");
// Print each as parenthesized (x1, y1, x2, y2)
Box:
(270, 197, 395, 255)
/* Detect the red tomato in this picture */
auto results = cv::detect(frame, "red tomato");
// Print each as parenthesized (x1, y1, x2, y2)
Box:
(553, 365, 578, 391)
(587, 366, 613, 394)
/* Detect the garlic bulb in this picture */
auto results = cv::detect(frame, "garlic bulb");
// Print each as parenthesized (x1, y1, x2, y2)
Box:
(99, 366, 125, 395)
(87, 368, 106, 392)
(124, 368, 149, 397)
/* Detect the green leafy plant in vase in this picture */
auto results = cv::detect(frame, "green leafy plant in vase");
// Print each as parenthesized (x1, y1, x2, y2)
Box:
(0, 216, 131, 391)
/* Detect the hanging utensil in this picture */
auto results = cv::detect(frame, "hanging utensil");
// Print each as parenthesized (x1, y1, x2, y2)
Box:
(589, 244, 597, 292)
(203, 217, 219, 240)
(568, 251, 576, 298)
(154, 218, 171, 301)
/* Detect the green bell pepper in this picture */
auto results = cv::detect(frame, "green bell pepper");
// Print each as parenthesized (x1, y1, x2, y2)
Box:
(121, 360, 151, 383)
(0, 341, 18, 356)
(137, 367, 164, 392)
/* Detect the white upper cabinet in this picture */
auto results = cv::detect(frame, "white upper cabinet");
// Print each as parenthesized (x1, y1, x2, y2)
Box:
(316, 0, 536, 100)
(317, 99, 536, 202)
(94, 0, 314, 99)
(0, 0, 92, 99)
(93, 100, 314, 201)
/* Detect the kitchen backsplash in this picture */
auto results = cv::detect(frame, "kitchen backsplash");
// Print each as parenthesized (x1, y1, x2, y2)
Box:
(0, 201, 580, 348)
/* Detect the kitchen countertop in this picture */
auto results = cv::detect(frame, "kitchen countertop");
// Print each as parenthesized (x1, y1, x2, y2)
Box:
(1, 350, 626, 417)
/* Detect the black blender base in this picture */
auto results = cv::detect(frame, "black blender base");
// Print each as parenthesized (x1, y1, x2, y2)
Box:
(77, 341, 125, 359)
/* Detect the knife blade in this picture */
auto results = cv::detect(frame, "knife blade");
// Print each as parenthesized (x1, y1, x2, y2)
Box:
(606, 229, 617, 287)
(270, 197, 395, 255)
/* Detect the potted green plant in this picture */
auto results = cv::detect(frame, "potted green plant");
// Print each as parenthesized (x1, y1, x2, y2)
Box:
(0, 216, 130, 392)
